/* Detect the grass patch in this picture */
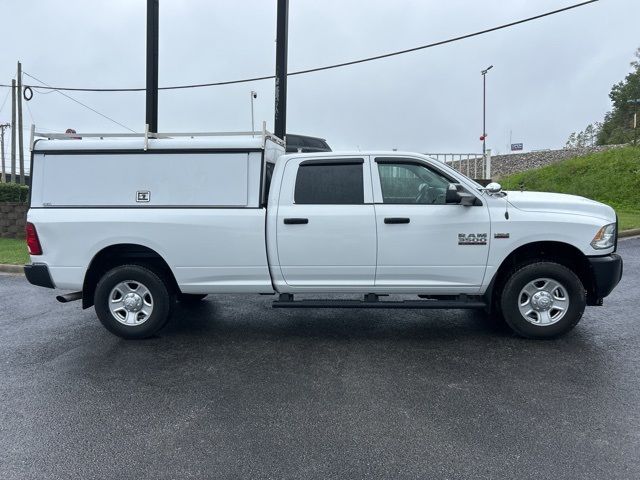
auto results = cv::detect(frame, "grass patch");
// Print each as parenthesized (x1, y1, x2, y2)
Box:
(0, 238, 29, 265)
(499, 146, 640, 231)
(617, 211, 640, 231)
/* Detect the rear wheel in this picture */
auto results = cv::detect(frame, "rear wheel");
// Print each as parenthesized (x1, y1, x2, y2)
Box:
(499, 262, 586, 339)
(94, 264, 175, 339)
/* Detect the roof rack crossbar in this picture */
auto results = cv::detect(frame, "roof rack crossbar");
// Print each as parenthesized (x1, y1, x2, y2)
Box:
(30, 124, 286, 147)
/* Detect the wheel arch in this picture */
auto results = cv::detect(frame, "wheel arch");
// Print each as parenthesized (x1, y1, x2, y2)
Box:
(485, 240, 598, 309)
(82, 243, 179, 309)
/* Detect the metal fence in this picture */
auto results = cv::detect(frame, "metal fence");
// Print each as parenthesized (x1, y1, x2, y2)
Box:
(424, 151, 491, 179)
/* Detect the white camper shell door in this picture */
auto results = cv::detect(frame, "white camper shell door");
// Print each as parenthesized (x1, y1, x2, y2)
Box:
(275, 157, 377, 288)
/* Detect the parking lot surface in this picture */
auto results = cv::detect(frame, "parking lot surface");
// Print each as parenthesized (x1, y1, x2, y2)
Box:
(1, 238, 639, 479)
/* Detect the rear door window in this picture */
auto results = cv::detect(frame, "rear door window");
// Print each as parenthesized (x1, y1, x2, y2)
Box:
(294, 161, 364, 204)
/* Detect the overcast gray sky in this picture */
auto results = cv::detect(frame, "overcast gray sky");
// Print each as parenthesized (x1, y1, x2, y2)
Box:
(1, 0, 639, 158)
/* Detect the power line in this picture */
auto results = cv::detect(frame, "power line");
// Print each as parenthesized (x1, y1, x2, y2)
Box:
(25, 98, 36, 124)
(23, 71, 136, 133)
(0, 88, 10, 115)
(0, 0, 598, 93)
(31, 86, 58, 95)
(290, 0, 598, 77)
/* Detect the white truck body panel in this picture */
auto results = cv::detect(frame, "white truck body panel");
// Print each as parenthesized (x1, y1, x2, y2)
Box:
(373, 203, 490, 290)
(27, 208, 273, 292)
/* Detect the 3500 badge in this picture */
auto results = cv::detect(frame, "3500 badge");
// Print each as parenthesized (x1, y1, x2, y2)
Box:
(458, 233, 487, 245)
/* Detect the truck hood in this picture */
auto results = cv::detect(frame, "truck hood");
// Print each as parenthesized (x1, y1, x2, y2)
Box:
(505, 191, 615, 222)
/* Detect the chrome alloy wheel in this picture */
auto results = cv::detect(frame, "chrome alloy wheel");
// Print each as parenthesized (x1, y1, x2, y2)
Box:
(518, 277, 569, 326)
(108, 280, 154, 326)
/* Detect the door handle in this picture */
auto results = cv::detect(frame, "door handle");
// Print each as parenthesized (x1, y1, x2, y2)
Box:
(384, 217, 410, 224)
(284, 218, 309, 225)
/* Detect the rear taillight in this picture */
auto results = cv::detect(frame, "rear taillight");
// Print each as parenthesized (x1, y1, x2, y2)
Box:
(26, 222, 42, 255)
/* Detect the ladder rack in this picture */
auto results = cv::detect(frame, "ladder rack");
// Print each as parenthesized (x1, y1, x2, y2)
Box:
(29, 122, 285, 151)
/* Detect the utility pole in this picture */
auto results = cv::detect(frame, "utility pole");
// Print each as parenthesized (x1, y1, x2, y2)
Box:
(17, 62, 25, 184)
(0, 123, 9, 183)
(10, 78, 16, 184)
(480, 65, 493, 157)
(146, 0, 159, 133)
(274, 0, 289, 140)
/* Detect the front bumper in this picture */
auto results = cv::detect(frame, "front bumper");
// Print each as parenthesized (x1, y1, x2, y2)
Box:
(588, 254, 623, 303)
(24, 263, 55, 289)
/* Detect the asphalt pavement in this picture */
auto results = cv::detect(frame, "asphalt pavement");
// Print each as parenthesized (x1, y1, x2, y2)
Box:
(1, 238, 639, 479)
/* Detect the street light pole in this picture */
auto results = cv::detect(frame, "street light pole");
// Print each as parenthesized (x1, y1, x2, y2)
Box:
(481, 65, 493, 156)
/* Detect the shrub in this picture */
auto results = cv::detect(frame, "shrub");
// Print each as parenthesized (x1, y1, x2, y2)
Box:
(0, 183, 29, 203)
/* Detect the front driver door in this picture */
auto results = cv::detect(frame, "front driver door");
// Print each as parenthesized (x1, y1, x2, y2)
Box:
(372, 157, 490, 293)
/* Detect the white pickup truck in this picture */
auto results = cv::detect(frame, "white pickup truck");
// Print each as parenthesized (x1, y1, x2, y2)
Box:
(24, 130, 623, 340)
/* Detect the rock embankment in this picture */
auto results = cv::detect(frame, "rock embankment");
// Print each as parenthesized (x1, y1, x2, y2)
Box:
(491, 144, 625, 179)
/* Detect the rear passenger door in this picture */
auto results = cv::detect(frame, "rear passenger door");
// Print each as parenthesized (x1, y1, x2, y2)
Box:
(275, 157, 377, 289)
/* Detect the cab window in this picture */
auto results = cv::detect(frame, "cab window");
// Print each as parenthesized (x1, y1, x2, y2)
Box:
(377, 160, 451, 204)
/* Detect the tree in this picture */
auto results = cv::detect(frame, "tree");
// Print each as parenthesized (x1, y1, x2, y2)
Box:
(584, 124, 594, 146)
(597, 48, 640, 145)
(565, 123, 601, 148)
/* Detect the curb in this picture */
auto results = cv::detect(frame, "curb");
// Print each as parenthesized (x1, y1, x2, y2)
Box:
(619, 228, 640, 239)
(0, 264, 24, 274)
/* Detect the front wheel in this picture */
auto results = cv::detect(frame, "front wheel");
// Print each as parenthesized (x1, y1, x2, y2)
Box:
(94, 264, 175, 339)
(500, 262, 586, 339)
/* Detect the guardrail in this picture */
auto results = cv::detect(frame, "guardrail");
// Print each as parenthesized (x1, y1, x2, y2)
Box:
(425, 150, 491, 179)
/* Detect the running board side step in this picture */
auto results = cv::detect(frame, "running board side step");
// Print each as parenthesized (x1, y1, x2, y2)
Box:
(273, 294, 486, 309)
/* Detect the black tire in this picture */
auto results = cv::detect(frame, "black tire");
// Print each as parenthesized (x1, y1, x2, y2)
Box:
(177, 293, 208, 303)
(499, 261, 586, 339)
(94, 264, 175, 339)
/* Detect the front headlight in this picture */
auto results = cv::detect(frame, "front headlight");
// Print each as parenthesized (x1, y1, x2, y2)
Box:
(591, 223, 617, 250)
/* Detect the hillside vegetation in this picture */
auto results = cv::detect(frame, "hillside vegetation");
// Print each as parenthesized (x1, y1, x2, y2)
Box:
(499, 146, 640, 231)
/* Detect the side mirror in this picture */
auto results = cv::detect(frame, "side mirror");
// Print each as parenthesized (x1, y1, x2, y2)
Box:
(445, 183, 461, 204)
(446, 183, 478, 206)
(485, 182, 502, 194)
